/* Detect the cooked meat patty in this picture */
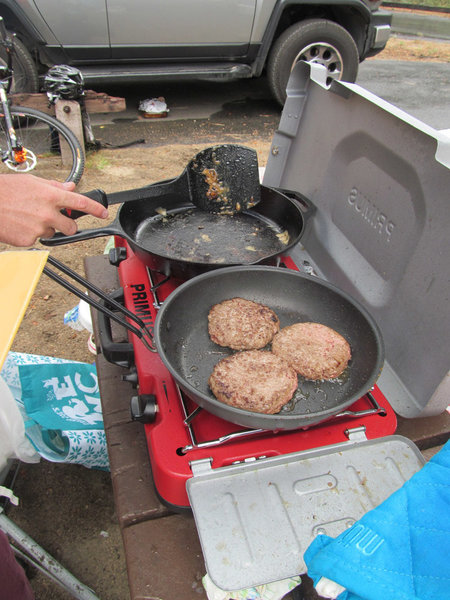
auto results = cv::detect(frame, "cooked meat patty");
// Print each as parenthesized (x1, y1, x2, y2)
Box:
(208, 297, 280, 350)
(209, 350, 298, 414)
(271, 322, 351, 380)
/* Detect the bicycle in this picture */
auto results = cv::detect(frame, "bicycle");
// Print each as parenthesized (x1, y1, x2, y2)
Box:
(0, 17, 84, 184)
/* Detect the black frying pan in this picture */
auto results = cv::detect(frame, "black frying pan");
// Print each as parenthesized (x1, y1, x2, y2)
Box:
(154, 266, 384, 430)
(42, 186, 310, 280)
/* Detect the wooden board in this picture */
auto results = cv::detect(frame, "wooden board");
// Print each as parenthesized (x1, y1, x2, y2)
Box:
(9, 90, 126, 115)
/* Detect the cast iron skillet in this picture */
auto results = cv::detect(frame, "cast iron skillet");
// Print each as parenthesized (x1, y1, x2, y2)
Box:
(154, 266, 384, 430)
(41, 186, 309, 280)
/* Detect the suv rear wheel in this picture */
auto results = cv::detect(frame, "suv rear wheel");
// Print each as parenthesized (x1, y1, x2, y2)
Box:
(0, 33, 39, 93)
(267, 18, 359, 105)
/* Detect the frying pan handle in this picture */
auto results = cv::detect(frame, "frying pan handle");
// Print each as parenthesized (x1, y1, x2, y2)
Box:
(40, 224, 120, 246)
(279, 189, 316, 223)
(42, 255, 157, 353)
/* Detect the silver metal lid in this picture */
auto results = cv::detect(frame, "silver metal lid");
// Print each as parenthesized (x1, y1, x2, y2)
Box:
(264, 63, 450, 418)
(187, 433, 424, 591)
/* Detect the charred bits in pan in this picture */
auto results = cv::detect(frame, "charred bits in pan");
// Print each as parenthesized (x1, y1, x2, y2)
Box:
(200, 164, 258, 214)
(202, 168, 234, 213)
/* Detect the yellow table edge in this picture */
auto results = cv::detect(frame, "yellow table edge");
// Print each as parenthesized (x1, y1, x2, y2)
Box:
(0, 250, 49, 369)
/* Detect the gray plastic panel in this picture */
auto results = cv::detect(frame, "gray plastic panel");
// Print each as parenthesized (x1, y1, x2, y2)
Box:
(187, 434, 424, 591)
(263, 63, 450, 418)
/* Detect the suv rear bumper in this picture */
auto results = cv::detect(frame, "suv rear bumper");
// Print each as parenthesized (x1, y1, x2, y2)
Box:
(364, 9, 392, 57)
(373, 23, 392, 48)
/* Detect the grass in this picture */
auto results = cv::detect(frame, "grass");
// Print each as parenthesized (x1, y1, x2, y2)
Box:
(84, 152, 111, 170)
(383, 0, 449, 9)
(380, 36, 450, 61)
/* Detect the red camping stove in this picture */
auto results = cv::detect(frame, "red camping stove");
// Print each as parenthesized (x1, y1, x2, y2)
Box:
(99, 239, 397, 510)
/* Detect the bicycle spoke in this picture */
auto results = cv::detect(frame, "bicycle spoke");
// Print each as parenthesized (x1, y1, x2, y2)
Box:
(0, 106, 84, 183)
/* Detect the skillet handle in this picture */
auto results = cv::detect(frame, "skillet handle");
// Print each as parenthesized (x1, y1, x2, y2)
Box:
(40, 224, 120, 245)
(42, 255, 156, 354)
(278, 189, 316, 222)
(61, 189, 109, 220)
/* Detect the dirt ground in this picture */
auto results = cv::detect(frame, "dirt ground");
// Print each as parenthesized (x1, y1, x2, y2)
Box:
(380, 35, 450, 61)
(1, 39, 448, 600)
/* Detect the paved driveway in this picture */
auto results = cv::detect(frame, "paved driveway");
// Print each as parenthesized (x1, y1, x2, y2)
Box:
(91, 60, 450, 140)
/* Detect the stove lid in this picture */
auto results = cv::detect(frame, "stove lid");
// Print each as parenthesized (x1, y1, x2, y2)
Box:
(187, 433, 424, 591)
(263, 62, 450, 419)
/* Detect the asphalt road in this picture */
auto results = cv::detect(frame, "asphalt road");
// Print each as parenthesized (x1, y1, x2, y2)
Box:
(357, 59, 450, 129)
(90, 60, 450, 150)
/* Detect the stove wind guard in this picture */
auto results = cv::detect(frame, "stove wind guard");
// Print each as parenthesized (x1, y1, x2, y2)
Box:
(263, 61, 450, 420)
(187, 65, 444, 592)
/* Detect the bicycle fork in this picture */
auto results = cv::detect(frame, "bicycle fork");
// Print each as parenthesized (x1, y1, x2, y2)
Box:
(0, 84, 37, 171)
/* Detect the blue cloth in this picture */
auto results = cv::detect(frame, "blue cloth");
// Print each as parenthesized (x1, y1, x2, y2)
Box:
(304, 441, 450, 600)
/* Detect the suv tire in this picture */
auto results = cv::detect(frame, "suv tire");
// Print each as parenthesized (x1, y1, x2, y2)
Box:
(0, 33, 39, 93)
(267, 18, 359, 105)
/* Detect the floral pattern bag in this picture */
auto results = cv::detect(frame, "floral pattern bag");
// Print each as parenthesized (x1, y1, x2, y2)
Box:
(1, 352, 109, 470)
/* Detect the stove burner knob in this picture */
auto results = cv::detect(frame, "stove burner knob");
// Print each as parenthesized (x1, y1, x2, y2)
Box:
(130, 394, 157, 424)
(108, 246, 127, 266)
(122, 370, 138, 387)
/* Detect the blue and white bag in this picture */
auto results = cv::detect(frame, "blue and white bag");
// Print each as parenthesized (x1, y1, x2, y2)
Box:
(1, 352, 109, 470)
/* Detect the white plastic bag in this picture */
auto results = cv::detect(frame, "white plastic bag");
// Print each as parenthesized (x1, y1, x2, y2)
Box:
(0, 374, 40, 470)
(138, 96, 169, 117)
(1, 352, 109, 470)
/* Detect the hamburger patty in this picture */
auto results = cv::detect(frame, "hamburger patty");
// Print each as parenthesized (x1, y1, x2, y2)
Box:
(209, 350, 298, 414)
(208, 297, 280, 350)
(271, 322, 351, 380)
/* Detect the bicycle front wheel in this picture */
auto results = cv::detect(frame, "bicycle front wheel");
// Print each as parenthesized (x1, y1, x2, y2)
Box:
(0, 105, 85, 183)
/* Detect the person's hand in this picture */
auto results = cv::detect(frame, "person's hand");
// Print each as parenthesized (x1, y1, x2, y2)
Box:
(0, 173, 109, 247)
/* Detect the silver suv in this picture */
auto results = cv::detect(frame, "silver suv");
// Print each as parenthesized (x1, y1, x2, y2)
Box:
(0, 0, 391, 104)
